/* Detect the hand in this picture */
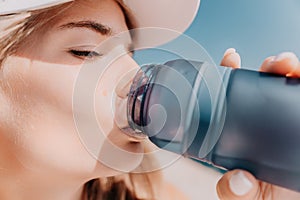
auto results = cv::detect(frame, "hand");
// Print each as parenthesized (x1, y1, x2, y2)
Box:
(217, 48, 300, 200)
(220, 48, 300, 77)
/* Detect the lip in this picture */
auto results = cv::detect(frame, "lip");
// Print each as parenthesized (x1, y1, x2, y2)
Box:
(120, 127, 148, 142)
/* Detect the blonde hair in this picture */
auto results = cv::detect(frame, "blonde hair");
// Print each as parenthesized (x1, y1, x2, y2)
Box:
(0, 1, 160, 199)
(82, 146, 162, 200)
(0, 0, 137, 67)
(82, 145, 162, 200)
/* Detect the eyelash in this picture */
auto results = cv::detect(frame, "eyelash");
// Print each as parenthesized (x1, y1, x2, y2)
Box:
(68, 49, 102, 59)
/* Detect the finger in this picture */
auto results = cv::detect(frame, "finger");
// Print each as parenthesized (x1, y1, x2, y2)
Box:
(220, 48, 241, 69)
(260, 56, 276, 72)
(217, 170, 260, 200)
(287, 62, 300, 77)
(259, 52, 299, 76)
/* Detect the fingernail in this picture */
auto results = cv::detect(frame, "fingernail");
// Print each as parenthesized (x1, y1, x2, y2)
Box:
(274, 52, 298, 64)
(224, 48, 236, 57)
(229, 171, 253, 196)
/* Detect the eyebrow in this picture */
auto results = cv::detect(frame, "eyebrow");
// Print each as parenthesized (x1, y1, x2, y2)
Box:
(59, 20, 112, 35)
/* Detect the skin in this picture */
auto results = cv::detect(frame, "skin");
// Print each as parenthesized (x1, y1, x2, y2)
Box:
(0, 0, 147, 199)
(0, 1, 298, 199)
(0, 0, 210, 199)
(218, 48, 300, 200)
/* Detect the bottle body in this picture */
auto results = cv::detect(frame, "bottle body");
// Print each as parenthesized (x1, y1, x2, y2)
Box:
(207, 69, 300, 191)
(127, 59, 300, 192)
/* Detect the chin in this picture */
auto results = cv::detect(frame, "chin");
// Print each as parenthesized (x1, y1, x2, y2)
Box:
(95, 138, 144, 174)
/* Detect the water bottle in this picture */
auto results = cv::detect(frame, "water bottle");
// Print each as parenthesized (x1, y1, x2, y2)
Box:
(124, 59, 300, 192)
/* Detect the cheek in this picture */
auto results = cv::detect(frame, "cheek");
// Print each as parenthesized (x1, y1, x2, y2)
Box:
(1, 57, 99, 171)
(6, 58, 77, 116)
(2, 56, 143, 175)
(3, 56, 78, 132)
(95, 71, 116, 134)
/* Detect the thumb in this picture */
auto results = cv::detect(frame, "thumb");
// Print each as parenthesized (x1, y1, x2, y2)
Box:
(217, 170, 260, 200)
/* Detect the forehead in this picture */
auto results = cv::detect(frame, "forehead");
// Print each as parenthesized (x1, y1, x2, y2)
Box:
(50, 0, 128, 33)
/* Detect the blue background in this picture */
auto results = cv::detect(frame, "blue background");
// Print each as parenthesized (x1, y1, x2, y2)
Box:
(135, 0, 300, 70)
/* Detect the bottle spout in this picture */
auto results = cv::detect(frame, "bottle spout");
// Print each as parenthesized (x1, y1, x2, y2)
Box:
(125, 63, 193, 155)
(117, 60, 202, 155)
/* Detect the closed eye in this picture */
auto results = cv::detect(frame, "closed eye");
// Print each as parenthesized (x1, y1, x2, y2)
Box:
(68, 49, 103, 60)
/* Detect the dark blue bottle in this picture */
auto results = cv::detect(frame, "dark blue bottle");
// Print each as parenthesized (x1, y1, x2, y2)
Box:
(127, 59, 300, 192)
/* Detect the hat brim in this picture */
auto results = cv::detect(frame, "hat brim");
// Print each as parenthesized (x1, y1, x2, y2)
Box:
(124, 0, 200, 33)
(0, 0, 200, 45)
(124, 0, 200, 46)
(0, 0, 73, 15)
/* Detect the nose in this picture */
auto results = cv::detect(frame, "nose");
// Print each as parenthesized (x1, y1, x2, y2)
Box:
(115, 54, 139, 97)
(120, 52, 140, 71)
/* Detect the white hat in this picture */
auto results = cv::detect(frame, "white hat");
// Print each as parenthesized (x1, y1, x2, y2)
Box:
(0, 0, 200, 38)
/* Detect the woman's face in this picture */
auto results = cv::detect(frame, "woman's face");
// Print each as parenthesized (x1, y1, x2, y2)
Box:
(0, 0, 144, 181)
